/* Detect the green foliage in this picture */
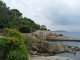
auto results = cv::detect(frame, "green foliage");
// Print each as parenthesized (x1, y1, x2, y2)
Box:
(11, 9, 22, 17)
(0, 38, 6, 50)
(40, 28, 47, 30)
(6, 49, 28, 60)
(0, 0, 40, 32)
(19, 26, 31, 33)
(0, 0, 9, 28)
(4, 28, 24, 38)
(3, 28, 29, 60)
(18, 17, 40, 33)
(24, 37, 33, 51)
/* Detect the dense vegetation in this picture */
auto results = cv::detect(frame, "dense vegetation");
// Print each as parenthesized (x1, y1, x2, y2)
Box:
(0, 0, 48, 59)
(0, 0, 40, 33)
(0, 28, 29, 60)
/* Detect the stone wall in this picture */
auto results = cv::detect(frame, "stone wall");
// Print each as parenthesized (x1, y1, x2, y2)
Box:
(34, 30, 51, 39)
(22, 30, 51, 39)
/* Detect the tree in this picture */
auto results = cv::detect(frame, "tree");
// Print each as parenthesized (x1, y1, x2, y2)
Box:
(18, 17, 40, 33)
(0, 0, 40, 32)
(0, 0, 9, 28)
(11, 9, 22, 18)
(19, 25, 31, 33)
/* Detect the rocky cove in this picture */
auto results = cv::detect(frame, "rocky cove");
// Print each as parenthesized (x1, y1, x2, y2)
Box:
(56, 41, 80, 60)
(29, 32, 80, 60)
(30, 41, 80, 60)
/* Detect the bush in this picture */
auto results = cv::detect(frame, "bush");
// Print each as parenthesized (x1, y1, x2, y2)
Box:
(6, 48, 28, 60)
(0, 38, 6, 50)
(40, 28, 47, 30)
(3, 28, 29, 60)
(19, 26, 31, 33)
(24, 37, 33, 52)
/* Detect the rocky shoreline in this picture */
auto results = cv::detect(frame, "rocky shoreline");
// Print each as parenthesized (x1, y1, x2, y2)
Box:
(29, 33, 80, 60)
(30, 41, 80, 55)
(46, 36, 80, 41)
(29, 39, 80, 60)
(46, 33, 80, 41)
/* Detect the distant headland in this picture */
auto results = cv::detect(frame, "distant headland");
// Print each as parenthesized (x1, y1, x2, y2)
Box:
(53, 30, 67, 32)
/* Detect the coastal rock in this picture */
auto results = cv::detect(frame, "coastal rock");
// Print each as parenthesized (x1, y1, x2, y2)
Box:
(32, 42, 59, 53)
(46, 36, 80, 41)
(74, 47, 80, 51)
(30, 42, 77, 59)
(31, 41, 80, 55)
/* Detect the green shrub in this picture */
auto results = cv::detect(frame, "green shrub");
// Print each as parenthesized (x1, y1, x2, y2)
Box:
(3, 28, 29, 60)
(40, 28, 47, 30)
(0, 38, 6, 50)
(6, 48, 28, 60)
(19, 26, 31, 33)
(24, 37, 33, 51)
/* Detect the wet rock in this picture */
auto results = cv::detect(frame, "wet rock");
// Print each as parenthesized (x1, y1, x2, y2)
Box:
(74, 47, 80, 51)
(57, 44, 65, 52)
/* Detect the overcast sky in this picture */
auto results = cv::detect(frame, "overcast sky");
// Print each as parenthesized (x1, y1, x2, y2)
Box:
(2, 0, 80, 32)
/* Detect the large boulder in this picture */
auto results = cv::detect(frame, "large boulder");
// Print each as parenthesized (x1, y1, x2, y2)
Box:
(31, 41, 79, 55)
(32, 41, 59, 53)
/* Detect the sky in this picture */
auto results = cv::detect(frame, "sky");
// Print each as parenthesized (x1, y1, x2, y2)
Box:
(2, 0, 80, 32)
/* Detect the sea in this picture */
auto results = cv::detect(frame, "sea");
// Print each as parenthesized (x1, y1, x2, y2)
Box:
(52, 32, 80, 60)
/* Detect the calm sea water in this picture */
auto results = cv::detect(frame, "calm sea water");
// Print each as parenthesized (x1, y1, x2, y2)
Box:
(52, 32, 80, 60)
(53, 32, 80, 38)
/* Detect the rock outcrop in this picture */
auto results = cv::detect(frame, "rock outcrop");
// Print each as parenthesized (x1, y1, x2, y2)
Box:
(31, 41, 80, 55)
(46, 36, 80, 41)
